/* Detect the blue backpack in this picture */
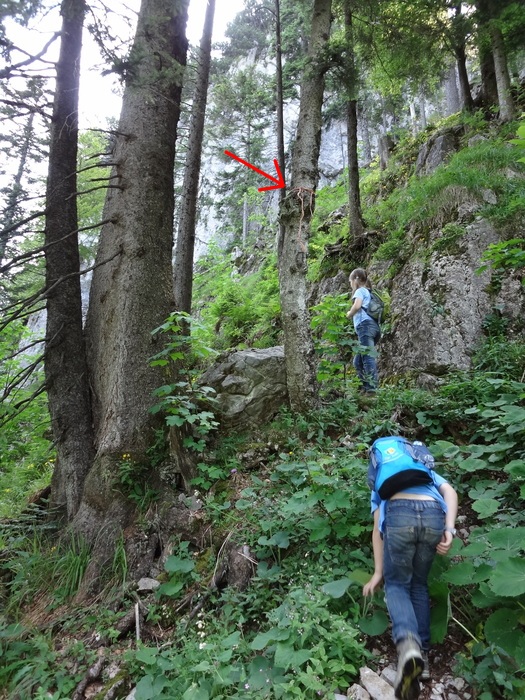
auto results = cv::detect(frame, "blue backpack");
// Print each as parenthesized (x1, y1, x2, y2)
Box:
(367, 436, 435, 499)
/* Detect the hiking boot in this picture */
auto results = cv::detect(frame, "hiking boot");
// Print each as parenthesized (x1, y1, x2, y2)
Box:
(420, 651, 430, 681)
(394, 637, 424, 700)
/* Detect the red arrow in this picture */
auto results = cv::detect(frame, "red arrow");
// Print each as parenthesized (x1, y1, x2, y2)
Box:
(224, 150, 285, 191)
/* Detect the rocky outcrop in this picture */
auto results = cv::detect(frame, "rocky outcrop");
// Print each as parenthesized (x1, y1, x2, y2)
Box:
(199, 347, 288, 429)
(377, 218, 525, 378)
(415, 125, 464, 175)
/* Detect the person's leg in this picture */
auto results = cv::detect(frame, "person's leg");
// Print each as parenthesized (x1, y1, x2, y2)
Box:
(410, 502, 445, 651)
(383, 500, 425, 700)
(383, 501, 421, 647)
(355, 321, 378, 391)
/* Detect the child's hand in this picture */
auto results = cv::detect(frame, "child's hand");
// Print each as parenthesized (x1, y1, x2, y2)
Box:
(363, 572, 383, 596)
(436, 531, 453, 555)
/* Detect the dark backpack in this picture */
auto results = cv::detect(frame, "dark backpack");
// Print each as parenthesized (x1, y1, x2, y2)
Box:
(364, 289, 385, 323)
(367, 436, 435, 499)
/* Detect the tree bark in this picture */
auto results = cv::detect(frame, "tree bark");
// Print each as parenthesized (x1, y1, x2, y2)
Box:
(455, 43, 474, 111)
(489, 22, 515, 121)
(73, 0, 189, 568)
(275, 0, 286, 246)
(278, 0, 332, 413)
(44, 0, 94, 521)
(444, 63, 461, 115)
(478, 39, 499, 109)
(173, 0, 215, 314)
(344, 1, 364, 240)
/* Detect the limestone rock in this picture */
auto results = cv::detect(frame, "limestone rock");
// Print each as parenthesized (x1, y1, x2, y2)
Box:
(379, 218, 525, 377)
(347, 683, 371, 699)
(199, 347, 287, 429)
(415, 126, 463, 175)
(359, 667, 396, 700)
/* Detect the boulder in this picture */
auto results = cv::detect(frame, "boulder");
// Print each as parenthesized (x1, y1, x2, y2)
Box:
(199, 347, 288, 429)
(379, 218, 525, 377)
(415, 126, 463, 175)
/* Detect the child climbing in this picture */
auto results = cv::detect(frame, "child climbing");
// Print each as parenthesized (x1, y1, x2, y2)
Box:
(346, 268, 381, 394)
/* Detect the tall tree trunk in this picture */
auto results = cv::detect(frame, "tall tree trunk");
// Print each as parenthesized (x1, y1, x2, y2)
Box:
(444, 63, 461, 115)
(478, 39, 499, 109)
(278, 0, 332, 413)
(275, 0, 286, 246)
(451, 4, 474, 111)
(73, 0, 189, 585)
(44, 0, 94, 521)
(489, 22, 515, 121)
(344, 1, 364, 240)
(173, 0, 215, 314)
(455, 44, 474, 111)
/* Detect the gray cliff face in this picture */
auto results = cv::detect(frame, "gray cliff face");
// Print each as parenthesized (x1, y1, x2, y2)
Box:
(377, 217, 525, 378)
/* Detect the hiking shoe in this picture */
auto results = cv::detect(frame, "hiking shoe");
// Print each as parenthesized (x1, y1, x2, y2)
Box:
(420, 651, 430, 681)
(394, 637, 424, 700)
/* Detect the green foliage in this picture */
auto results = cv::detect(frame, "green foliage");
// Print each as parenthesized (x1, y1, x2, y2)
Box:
(117, 453, 158, 511)
(157, 541, 200, 599)
(0, 624, 95, 699)
(150, 312, 220, 452)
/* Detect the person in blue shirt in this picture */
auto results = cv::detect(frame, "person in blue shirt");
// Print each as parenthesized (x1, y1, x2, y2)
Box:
(362, 459, 458, 699)
(346, 268, 381, 394)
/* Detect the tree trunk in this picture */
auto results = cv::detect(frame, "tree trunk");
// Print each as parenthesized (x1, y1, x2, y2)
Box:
(478, 39, 499, 109)
(444, 63, 461, 115)
(44, 0, 94, 521)
(278, 0, 332, 413)
(173, 0, 215, 314)
(455, 44, 474, 111)
(275, 0, 286, 247)
(489, 22, 515, 121)
(344, 1, 364, 240)
(73, 0, 189, 577)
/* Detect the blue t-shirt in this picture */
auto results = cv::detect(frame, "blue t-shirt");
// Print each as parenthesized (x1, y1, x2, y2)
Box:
(371, 471, 449, 533)
(352, 287, 373, 329)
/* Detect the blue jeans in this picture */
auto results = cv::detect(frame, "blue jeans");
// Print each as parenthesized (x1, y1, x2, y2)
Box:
(383, 499, 445, 651)
(354, 319, 381, 391)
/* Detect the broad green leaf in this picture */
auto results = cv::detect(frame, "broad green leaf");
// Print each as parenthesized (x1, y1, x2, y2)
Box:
(459, 457, 488, 473)
(489, 558, 525, 597)
(250, 628, 289, 651)
(441, 561, 476, 585)
(472, 498, 500, 518)
(157, 580, 184, 597)
(321, 578, 352, 598)
(487, 527, 525, 554)
(222, 631, 242, 648)
(505, 460, 525, 479)
(484, 608, 525, 665)
(274, 642, 311, 669)
(358, 610, 389, 636)
(181, 684, 210, 700)
(164, 556, 195, 574)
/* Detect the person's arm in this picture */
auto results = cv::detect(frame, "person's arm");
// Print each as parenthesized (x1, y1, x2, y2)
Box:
(363, 508, 383, 596)
(346, 294, 363, 320)
(436, 482, 458, 555)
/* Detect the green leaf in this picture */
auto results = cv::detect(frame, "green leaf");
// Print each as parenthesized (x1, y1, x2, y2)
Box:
(489, 558, 525, 597)
(157, 580, 184, 597)
(181, 683, 210, 700)
(321, 578, 352, 598)
(505, 460, 525, 479)
(358, 610, 389, 636)
(274, 642, 311, 669)
(165, 556, 195, 574)
(487, 527, 525, 554)
(441, 561, 476, 585)
(250, 628, 289, 651)
(472, 498, 500, 518)
(459, 457, 489, 473)
(165, 415, 185, 427)
(484, 608, 525, 666)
